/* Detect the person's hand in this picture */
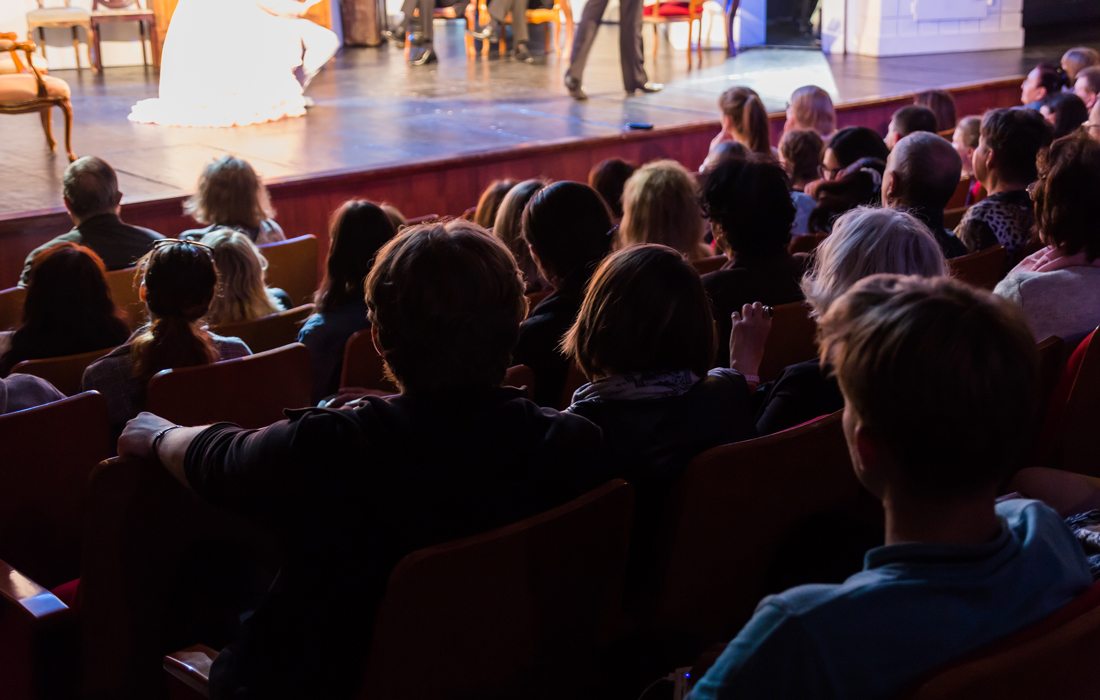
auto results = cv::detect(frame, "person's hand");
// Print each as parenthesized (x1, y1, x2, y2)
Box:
(729, 302, 773, 382)
(803, 178, 826, 199)
(118, 412, 177, 461)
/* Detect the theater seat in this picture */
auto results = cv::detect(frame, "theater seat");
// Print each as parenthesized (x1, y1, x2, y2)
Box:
(339, 328, 394, 393)
(691, 254, 727, 275)
(758, 301, 818, 381)
(211, 304, 314, 354)
(0, 558, 76, 700)
(947, 245, 1007, 291)
(1035, 327, 1100, 475)
(12, 346, 116, 395)
(163, 480, 634, 699)
(257, 235, 319, 307)
(908, 582, 1100, 699)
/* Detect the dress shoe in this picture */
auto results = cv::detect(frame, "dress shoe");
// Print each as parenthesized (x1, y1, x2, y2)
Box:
(383, 15, 407, 46)
(564, 75, 587, 101)
(514, 41, 535, 64)
(628, 81, 664, 95)
(410, 45, 438, 66)
(469, 20, 501, 42)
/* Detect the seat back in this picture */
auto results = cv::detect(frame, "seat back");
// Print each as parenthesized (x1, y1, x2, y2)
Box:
(947, 176, 971, 210)
(0, 391, 109, 586)
(147, 344, 311, 428)
(339, 328, 395, 392)
(211, 304, 314, 354)
(1036, 335, 1066, 412)
(362, 480, 633, 698)
(758, 301, 818, 381)
(691, 254, 727, 276)
(103, 266, 146, 330)
(258, 235, 319, 307)
(646, 412, 872, 655)
(947, 245, 1007, 290)
(11, 346, 116, 396)
(1038, 328, 1100, 475)
(908, 582, 1100, 699)
(0, 285, 25, 331)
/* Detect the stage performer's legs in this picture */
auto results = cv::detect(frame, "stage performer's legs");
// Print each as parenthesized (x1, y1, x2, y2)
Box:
(619, 0, 648, 93)
(298, 20, 339, 89)
(564, 0, 609, 99)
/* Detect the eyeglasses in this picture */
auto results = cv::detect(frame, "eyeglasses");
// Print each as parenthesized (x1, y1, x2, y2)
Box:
(152, 238, 214, 255)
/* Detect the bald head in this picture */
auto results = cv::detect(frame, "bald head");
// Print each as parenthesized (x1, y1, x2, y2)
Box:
(882, 132, 962, 213)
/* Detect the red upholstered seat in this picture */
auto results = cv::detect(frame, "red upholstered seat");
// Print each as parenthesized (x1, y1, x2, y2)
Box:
(643, 2, 691, 16)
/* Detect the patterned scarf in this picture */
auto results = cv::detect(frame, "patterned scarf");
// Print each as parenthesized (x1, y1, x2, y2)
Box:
(570, 369, 702, 408)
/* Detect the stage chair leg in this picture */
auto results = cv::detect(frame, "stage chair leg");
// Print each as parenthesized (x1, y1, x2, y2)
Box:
(139, 21, 149, 67)
(39, 107, 57, 152)
(71, 26, 82, 70)
(88, 24, 101, 72)
(149, 19, 161, 68)
(686, 20, 692, 69)
(652, 24, 658, 61)
(36, 27, 49, 62)
(60, 100, 76, 162)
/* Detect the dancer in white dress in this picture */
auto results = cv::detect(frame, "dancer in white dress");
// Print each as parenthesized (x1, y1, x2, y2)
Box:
(130, 0, 338, 127)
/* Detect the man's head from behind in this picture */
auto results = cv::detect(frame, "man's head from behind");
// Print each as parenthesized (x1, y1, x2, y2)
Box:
(819, 274, 1038, 502)
(886, 105, 939, 149)
(973, 107, 1053, 189)
(366, 220, 526, 394)
(62, 156, 122, 223)
(882, 132, 962, 214)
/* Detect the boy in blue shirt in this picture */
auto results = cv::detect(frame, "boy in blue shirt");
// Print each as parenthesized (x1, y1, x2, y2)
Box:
(691, 274, 1092, 699)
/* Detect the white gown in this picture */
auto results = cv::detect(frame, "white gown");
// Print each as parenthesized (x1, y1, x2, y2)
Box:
(130, 0, 325, 127)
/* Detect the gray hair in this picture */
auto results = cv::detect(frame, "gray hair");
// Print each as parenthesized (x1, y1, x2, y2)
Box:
(62, 156, 120, 218)
(802, 206, 948, 316)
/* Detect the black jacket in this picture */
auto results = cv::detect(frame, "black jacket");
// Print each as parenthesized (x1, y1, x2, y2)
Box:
(19, 213, 163, 284)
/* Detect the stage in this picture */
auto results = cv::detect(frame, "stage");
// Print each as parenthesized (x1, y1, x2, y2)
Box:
(0, 22, 1081, 285)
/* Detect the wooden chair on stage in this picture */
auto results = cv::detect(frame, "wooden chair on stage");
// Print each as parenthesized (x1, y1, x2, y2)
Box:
(643, 0, 711, 68)
(90, 0, 160, 71)
(26, 0, 96, 72)
(0, 33, 75, 162)
(480, 0, 575, 56)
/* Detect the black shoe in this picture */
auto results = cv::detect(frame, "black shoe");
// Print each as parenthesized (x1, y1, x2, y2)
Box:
(469, 20, 500, 42)
(514, 41, 534, 64)
(383, 19, 407, 46)
(410, 46, 437, 66)
(564, 75, 587, 101)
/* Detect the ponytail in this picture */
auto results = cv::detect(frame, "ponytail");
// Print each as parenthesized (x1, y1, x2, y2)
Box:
(742, 94, 771, 155)
(131, 315, 218, 382)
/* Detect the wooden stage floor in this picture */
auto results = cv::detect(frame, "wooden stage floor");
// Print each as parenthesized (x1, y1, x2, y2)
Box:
(1, 24, 1078, 220)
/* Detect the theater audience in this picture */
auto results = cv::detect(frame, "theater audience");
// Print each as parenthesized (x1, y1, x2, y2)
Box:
(952, 115, 981, 180)
(882, 132, 968, 258)
(1062, 46, 1100, 83)
(700, 157, 804, 363)
(1021, 62, 1069, 110)
(493, 178, 549, 293)
(472, 178, 516, 229)
(1075, 66, 1100, 110)
(117, 221, 606, 699)
(620, 160, 710, 260)
(588, 158, 636, 220)
(201, 229, 291, 326)
(885, 104, 939, 149)
(1042, 92, 1090, 139)
(514, 182, 613, 408)
(691, 274, 1092, 699)
(1090, 99, 1100, 142)
(564, 244, 755, 489)
(298, 200, 397, 402)
(1, 243, 130, 376)
(778, 129, 824, 235)
(914, 88, 958, 132)
(380, 203, 407, 230)
(702, 86, 771, 169)
(783, 85, 836, 139)
(0, 373, 64, 415)
(807, 126, 890, 232)
(956, 108, 1053, 262)
(83, 241, 251, 434)
(19, 156, 163, 285)
(180, 156, 286, 244)
(995, 132, 1100, 343)
(751, 207, 946, 435)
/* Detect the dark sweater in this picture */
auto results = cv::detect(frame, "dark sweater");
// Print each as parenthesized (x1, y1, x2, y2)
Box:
(19, 213, 163, 285)
(513, 272, 588, 408)
(755, 360, 843, 436)
(184, 389, 606, 699)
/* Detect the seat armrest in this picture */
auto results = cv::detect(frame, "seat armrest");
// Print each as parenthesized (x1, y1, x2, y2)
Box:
(0, 558, 69, 621)
(164, 644, 219, 699)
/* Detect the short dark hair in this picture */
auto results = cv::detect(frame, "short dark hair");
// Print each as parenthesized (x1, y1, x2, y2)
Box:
(914, 90, 958, 131)
(563, 244, 715, 378)
(700, 156, 795, 257)
(1035, 62, 1070, 100)
(587, 159, 636, 219)
(473, 179, 517, 229)
(891, 105, 939, 139)
(1078, 66, 1100, 96)
(1034, 132, 1100, 261)
(820, 274, 1039, 497)
(521, 181, 613, 283)
(366, 221, 525, 393)
(1045, 92, 1090, 139)
(980, 107, 1053, 184)
(828, 127, 890, 169)
(779, 129, 825, 184)
(62, 156, 120, 218)
(888, 132, 962, 211)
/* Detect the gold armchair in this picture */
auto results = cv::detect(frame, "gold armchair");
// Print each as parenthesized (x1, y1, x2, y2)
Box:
(0, 33, 76, 162)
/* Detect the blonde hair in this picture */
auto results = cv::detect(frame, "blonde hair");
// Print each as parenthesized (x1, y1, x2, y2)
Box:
(802, 207, 947, 316)
(184, 156, 274, 230)
(619, 160, 706, 259)
(718, 86, 771, 155)
(200, 229, 281, 325)
(788, 85, 836, 137)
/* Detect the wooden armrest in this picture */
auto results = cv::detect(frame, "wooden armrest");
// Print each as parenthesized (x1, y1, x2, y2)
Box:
(0, 558, 69, 622)
(164, 644, 218, 699)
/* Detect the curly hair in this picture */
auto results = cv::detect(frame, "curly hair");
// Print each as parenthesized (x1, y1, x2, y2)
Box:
(1034, 132, 1100, 261)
